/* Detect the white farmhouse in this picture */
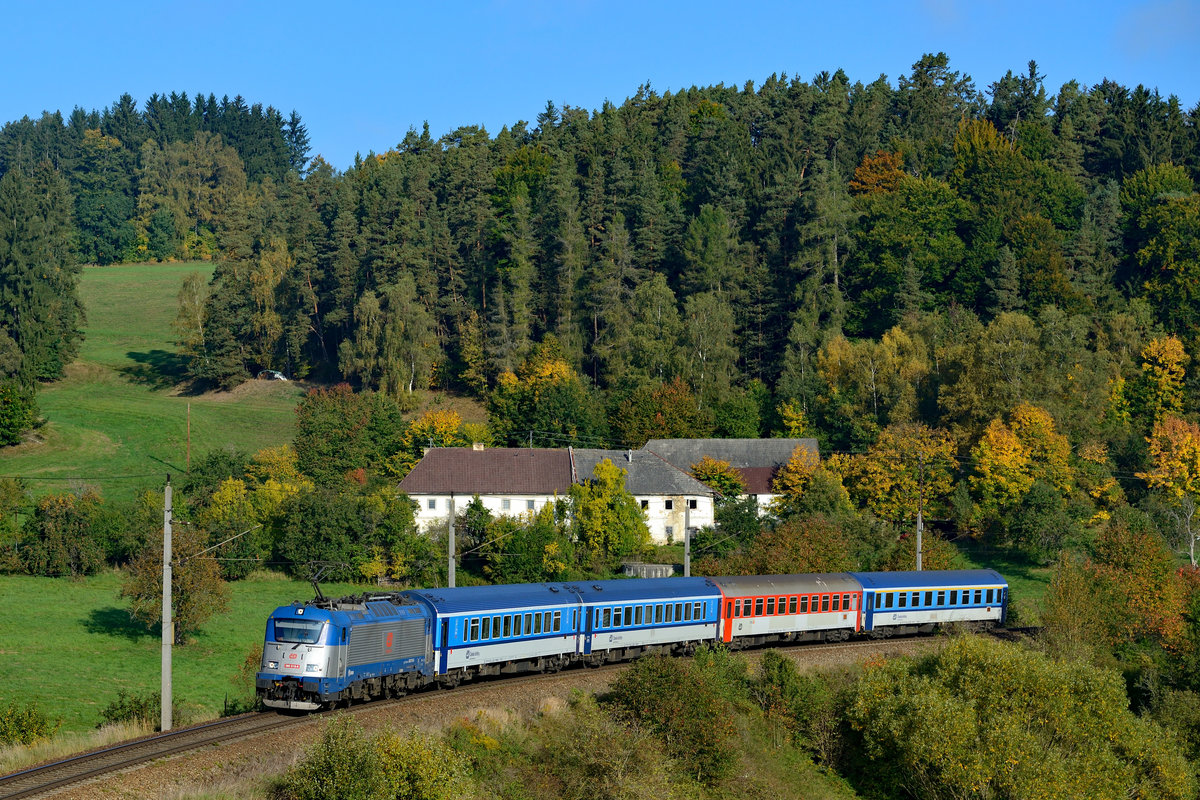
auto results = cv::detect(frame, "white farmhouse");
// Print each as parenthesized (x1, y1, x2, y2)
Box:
(397, 445, 714, 544)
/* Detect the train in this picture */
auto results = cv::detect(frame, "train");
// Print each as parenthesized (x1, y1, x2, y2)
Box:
(256, 569, 1008, 711)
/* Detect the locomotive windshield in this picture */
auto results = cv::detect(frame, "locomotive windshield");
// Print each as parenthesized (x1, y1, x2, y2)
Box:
(274, 618, 325, 644)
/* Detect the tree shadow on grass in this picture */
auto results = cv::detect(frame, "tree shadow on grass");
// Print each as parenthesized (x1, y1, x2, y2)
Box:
(84, 607, 153, 641)
(119, 349, 191, 390)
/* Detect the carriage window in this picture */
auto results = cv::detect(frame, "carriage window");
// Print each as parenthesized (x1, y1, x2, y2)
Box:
(684, 603, 692, 621)
(666, 604, 674, 622)
(884, 593, 893, 609)
(974, 590, 982, 604)
(635, 606, 643, 625)
(551, 611, 560, 631)
(675, 603, 683, 620)
(986, 589, 994, 604)
(950, 590, 958, 605)
(655, 605, 663, 623)
(645, 605, 653, 623)
(503, 616, 512, 637)
(754, 598, 764, 616)
(821, 595, 830, 612)
(516, 615, 525, 636)
(726, 601, 733, 618)
(602, 608, 612, 627)
(463, 619, 470, 639)
(937, 591, 945, 606)
(843, 594, 851, 609)
(833, 594, 842, 611)
(766, 598, 775, 615)
(470, 618, 480, 641)
(897, 593, 906, 608)
(482, 617, 491, 639)
(525, 613, 532, 633)
(800, 596, 809, 613)
(535, 613, 543, 634)
(695, 602, 703, 619)
(544, 611, 552, 631)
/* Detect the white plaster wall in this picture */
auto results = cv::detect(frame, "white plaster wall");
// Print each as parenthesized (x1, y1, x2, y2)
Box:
(410, 494, 560, 531)
(637, 495, 714, 545)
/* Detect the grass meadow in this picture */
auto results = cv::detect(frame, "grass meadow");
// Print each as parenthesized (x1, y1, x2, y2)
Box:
(0, 571, 360, 734)
(2, 262, 303, 504)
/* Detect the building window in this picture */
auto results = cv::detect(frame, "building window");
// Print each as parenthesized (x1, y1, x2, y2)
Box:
(502, 499, 511, 511)
(427, 498, 437, 510)
(664, 499, 674, 510)
(640, 499, 648, 509)
(527, 499, 535, 511)
(688, 498, 697, 509)
(665, 525, 674, 539)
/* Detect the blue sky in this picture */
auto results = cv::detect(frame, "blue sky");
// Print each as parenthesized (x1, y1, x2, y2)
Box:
(4, 0, 1198, 170)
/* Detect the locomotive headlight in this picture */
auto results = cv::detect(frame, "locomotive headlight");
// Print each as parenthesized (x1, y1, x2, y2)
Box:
(268, 661, 278, 669)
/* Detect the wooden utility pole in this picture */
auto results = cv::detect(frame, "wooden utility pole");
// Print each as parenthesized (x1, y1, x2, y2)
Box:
(683, 504, 691, 577)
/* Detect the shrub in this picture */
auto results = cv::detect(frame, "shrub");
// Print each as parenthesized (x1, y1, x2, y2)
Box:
(98, 690, 167, 730)
(272, 716, 383, 800)
(0, 701, 57, 745)
(375, 730, 471, 800)
(605, 653, 739, 786)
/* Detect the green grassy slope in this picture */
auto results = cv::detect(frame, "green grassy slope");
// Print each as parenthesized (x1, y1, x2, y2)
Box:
(2, 263, 302, 504)
(0, 572, 359, 732)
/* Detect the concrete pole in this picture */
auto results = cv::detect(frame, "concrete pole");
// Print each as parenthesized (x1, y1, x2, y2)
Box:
(683, 504, 691, 577)
(161, 476, 173, 732)
(915, 454, 925, 572)
(448, 493, 456, 588)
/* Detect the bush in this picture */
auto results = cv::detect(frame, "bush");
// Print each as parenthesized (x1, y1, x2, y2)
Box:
(273, 717, 471, 800)
(98, 690, 170, 730)
(0, 382, 37, 446)
(605, 653, 740, 786)
(375, 729, 471, 800)
(536, 694, 676, 800)
(272, 716, 383, 800)
(0, 701, 57, 745)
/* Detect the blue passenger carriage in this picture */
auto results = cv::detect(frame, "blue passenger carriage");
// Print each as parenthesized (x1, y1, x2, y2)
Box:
(403, 583, 581, 685)
(852, 569, 1008, 636)
(574, 577, 721, 663)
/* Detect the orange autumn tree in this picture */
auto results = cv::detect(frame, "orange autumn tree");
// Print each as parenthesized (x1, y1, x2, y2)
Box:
(1138, 415, 1200, 565)
(690, 456, 747, 500)
(969, 402, 1073, 524)
(848, 423, 958, 526)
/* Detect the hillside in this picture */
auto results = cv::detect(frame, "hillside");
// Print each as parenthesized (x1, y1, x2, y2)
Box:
(2, 263, 302, 504)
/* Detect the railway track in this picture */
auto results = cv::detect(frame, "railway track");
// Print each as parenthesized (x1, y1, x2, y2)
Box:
(0, 628, 1024, 798)
(0, 712, 298, 800)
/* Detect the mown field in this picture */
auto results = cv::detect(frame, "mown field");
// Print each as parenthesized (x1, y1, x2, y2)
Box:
(2, 262, 303, 504)
(0, 571, 360, 733)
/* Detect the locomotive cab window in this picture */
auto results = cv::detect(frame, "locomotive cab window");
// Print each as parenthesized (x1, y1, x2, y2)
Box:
(274, 618, 324, 644)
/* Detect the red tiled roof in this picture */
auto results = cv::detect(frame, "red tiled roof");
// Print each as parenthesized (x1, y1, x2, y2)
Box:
(737, 466, 778, 495)
(398, 448, 573, 495)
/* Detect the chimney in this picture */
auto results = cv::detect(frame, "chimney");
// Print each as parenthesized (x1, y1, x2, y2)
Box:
(626, 449, 633, 462)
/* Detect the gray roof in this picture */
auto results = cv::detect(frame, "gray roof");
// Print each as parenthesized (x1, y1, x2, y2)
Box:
(642, 438, 819, 470)
(571, 449, 712, 497)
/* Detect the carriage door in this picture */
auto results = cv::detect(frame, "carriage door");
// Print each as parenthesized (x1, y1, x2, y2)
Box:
(721, 599, 734, 643)
(438, 618, 452, 675)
